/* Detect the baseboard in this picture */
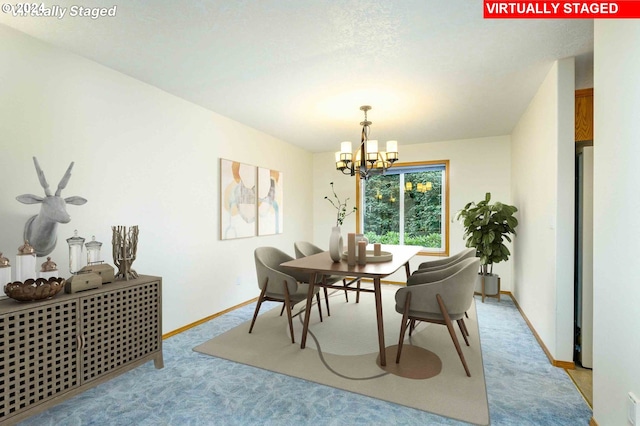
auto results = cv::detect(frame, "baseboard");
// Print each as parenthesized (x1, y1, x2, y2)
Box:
(503, 291, 575, 370)
(590, 416, 598, 426)
(162, 297, 258, 339)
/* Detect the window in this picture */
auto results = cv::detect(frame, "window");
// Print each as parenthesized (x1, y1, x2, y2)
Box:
(357, 160, 449, 256)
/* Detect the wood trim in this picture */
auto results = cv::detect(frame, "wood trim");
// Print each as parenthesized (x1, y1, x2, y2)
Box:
(503, 291, 575, 370)
(575, 88, 594, 142)
(355, 159, 450, 257)
(589, 417, 598, 426)
(162, 297, 258, 339)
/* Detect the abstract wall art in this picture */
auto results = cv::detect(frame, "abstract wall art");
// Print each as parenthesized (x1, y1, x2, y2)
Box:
(257, 167, 283, 236)
(220, 159, 257, 240)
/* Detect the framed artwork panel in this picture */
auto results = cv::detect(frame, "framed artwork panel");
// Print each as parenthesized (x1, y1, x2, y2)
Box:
(257, 167, 283, 235)
(220, 159, 257, 240)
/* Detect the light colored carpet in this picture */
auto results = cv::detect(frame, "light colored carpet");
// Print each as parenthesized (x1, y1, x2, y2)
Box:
(194, 284, 489, 425)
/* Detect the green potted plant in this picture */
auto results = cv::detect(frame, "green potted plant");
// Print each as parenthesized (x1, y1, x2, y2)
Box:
(455, 192, 518, 297)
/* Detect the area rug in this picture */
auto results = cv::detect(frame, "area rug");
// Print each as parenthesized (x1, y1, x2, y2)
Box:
(194, 284, 489, 425)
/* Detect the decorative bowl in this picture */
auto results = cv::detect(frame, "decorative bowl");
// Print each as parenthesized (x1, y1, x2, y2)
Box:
(4, 277, 66, 302)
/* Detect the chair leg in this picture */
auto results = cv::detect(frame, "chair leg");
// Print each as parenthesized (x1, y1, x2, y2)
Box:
(342, 279, 349, 302)
(322, 276, 330, 316)
(280, 303, 285, 316)
(457, 319, 470, 346)
(249, 283, 268, 334)
(437, 294, 471, 377)
(460, 318, 470, 336)
(356, 279, 361, 303)
(316, 292, 323, 322)
(282, 283, 295, 344)
(409, 319, 416, 336)
(396, 293, 412, 363)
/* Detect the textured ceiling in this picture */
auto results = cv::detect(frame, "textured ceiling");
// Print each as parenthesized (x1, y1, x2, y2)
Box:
(0, 1, 594, 152)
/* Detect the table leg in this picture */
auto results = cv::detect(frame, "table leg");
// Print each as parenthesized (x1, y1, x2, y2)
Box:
(300, 271, 318, 349)
(374, 277, 386, 366)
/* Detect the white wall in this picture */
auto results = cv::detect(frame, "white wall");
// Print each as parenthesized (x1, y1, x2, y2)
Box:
(592, 21, 640, 426)
(312, 135, 513, 287)
(0, 25, 313, 334)
(510, 58, 575, 362)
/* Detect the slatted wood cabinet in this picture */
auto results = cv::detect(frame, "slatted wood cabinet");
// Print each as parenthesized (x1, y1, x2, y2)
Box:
(0, 275, 163, 425)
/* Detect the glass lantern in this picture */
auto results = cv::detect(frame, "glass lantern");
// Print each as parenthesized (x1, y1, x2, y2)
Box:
(66, 230, 85, 275)
(86, 236, 103, 265)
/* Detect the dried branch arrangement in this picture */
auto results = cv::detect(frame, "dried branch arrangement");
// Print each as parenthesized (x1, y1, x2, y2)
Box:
(112, 225, 139, 280)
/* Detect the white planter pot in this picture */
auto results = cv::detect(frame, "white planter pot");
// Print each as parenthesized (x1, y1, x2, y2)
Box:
(475, 273, 499, 296)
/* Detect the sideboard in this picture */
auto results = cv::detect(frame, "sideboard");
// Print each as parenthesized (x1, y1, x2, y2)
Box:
(0, 275, 163, 425)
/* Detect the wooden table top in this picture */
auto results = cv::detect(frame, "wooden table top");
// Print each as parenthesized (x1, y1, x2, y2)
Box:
(281, 244, 421, 279)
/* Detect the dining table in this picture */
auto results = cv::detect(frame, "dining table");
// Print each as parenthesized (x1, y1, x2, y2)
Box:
(280, 244, 422, 366)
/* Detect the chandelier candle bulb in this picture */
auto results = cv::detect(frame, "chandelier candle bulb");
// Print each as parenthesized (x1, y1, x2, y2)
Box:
(386, 140, 398, 160)
(340, 142, 353, 161)
(357, 241, 367, 265)
(347, 233, 356, 266)
(366, 140, 379, 162)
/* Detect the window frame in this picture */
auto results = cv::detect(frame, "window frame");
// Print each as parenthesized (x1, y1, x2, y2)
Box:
(356, 160, 450, 257)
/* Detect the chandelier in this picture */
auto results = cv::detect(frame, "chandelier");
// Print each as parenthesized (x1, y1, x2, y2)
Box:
(335, 105, 398, 180)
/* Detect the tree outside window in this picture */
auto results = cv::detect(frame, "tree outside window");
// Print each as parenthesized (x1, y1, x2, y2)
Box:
(360, 161, 449, 255)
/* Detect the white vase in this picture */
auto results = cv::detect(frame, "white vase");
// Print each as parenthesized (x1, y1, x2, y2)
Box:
(329, 226, 343, 262)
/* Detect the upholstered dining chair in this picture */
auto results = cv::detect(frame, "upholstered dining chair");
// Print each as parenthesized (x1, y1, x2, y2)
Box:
(250, 247, 324, 344)
(414, 248, 476, 273)
(394, 257, 480, 377)
(294, 241, 361, 311)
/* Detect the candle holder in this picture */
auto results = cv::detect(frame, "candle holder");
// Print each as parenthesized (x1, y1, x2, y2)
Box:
(15, 240, 36, 283)
(39, 257, 59, 280)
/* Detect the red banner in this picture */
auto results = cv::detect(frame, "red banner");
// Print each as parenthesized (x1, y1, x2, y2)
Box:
(484, 1, 640, 18)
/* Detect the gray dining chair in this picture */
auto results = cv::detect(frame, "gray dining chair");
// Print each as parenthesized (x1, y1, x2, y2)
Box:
(394, 257, 480, 377)
(250, 247, 323, 344)
(414, 248, 476, 273)
(294, 241, 361, 312)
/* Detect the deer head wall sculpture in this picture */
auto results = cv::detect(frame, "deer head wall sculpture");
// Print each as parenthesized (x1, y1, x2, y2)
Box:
(16, 157, 88, 257)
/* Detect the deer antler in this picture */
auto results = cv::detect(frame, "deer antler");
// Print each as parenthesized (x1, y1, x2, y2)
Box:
(33, 157, 52, 196)
(55, 162, 75, 196)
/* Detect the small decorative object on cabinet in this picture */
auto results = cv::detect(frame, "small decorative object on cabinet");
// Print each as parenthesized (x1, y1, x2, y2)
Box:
(65, 230, 102, 294)
(0, 275, 163, 425)
(112, 225, 139, 280)
(4, 277, 65, 302)
(79, 236, 115, 284)
(0, 253, 11, 291)
(38, 256, 58, 279)
(66, 230, 85, 274)
(15, 240, 36, 282)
